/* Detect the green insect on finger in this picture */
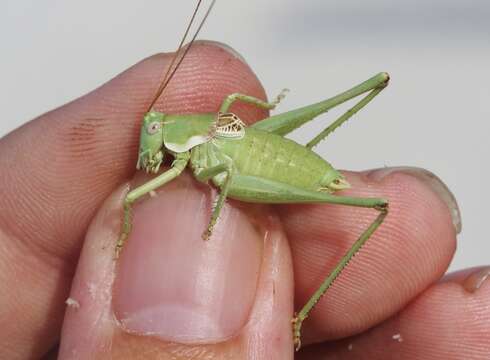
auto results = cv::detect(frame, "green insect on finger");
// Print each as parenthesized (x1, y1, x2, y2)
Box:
(117, 0, 391, 351)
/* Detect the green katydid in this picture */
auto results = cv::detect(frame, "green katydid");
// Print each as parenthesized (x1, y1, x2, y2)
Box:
(116, 0, 389, 350)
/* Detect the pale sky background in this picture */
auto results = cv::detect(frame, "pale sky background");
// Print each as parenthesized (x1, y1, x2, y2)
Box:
(1, 0, 489, 271)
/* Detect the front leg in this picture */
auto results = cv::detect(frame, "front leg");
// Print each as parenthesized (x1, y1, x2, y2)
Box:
(115, 152, 190, 258)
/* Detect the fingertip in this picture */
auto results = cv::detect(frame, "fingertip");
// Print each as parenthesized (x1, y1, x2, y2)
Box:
(60, 172, 296, 359)
(303, 267, 490, 359)
(113, 172, 264, 344)
(149, 40, 270, 123)
(364, 167, 461, 234)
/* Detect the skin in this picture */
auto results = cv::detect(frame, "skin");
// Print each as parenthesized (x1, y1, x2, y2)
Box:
(0, 42, 489, 359)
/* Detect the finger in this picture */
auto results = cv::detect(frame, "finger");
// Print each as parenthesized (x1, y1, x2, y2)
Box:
(0, 41, 268, 358)
(278, 167, 460, 344)
(297, 266, 490, 359)
(59, 174, 295, 359)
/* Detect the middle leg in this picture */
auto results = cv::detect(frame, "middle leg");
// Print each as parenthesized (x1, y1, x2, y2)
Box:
(219, 89, 288, 113)
(194, 161, 235, 239)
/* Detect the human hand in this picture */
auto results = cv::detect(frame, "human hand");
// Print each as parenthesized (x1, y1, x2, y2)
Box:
(1, 42, 488, 359)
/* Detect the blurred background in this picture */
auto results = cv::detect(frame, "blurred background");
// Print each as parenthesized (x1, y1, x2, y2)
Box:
(2, 0, 489, 271)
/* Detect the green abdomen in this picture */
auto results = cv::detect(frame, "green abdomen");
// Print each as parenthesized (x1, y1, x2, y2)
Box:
(213, 128, 333, 190)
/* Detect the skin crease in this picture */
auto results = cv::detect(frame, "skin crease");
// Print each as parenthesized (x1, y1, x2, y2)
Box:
(0, 42, 487, 359)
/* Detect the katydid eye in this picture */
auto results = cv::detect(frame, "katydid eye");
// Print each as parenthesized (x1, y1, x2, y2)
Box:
(147, 121, 161, 135)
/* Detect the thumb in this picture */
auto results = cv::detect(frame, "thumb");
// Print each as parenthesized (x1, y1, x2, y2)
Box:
(59, 171, 295, 359)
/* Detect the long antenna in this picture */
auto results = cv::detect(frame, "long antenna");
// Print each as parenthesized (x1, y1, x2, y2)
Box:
(146, 0, 202, 111)
(146, 0, 216, 112)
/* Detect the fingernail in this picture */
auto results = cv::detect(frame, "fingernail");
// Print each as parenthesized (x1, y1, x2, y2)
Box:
(113, 177, 263, 343)
(366, 166, 462, 234)
(196, 40, 248, 65)
(463, 266, 490, 293)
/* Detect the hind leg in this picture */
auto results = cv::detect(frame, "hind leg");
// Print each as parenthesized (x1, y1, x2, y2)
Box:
(252, 72, 389, 142)
(226, 174, 388, 350)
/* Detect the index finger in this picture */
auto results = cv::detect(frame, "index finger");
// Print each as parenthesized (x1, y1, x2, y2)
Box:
(1, 41, 268, 260)
(0, 41, 269, 358)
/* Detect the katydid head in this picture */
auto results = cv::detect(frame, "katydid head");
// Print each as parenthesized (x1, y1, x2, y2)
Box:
(136, 111, 166, 174)
(136, 1, 215, 173)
